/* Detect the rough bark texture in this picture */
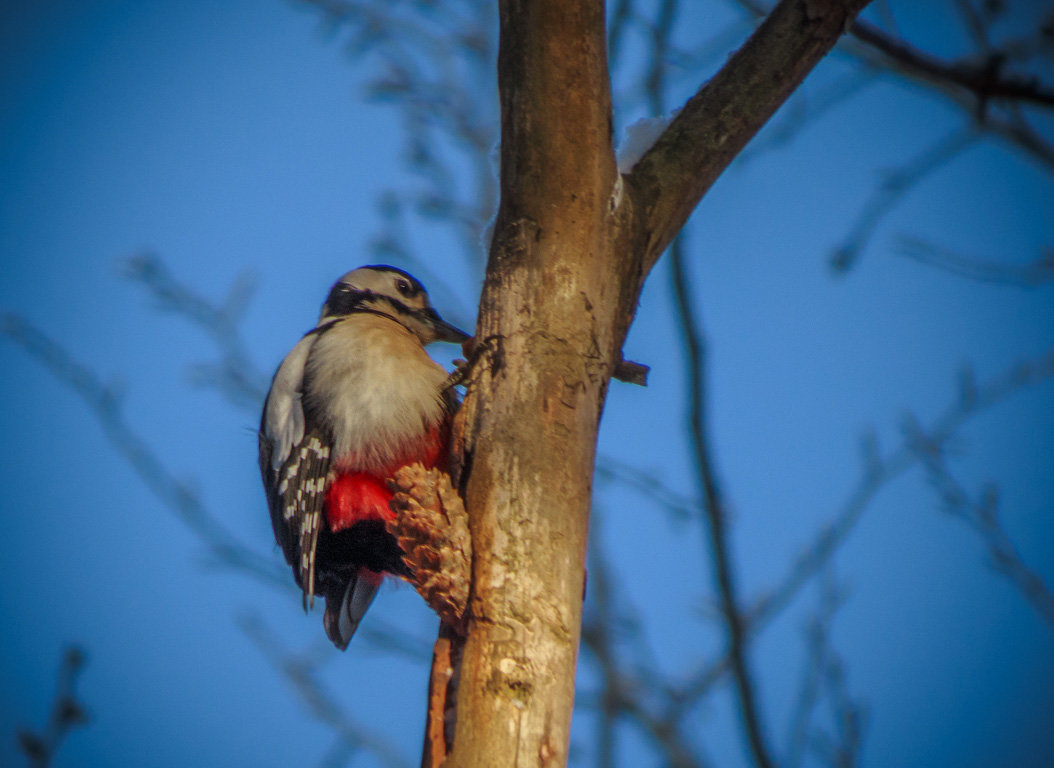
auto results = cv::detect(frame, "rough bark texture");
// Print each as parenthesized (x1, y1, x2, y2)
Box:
(421, 623, 461, 768)
(441, 1, 873, 766)
(446, 2, 623, 766)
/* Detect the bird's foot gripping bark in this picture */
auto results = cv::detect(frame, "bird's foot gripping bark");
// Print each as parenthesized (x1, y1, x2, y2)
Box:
(387, 464, 471, 633)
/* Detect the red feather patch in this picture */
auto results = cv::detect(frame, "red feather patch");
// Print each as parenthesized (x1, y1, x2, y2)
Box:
(324, 422, 449, 534)
(325, 473, 393, 531)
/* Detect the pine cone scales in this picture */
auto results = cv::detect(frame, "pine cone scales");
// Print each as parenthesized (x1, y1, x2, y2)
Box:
(387, 464, 471, 629)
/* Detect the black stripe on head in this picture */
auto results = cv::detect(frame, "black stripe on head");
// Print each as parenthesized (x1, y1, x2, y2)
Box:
(319, 278, 422, 336)
(361, 264, 425, 300)
(321, 279, 417, 322)
(322, 280, 368, 318)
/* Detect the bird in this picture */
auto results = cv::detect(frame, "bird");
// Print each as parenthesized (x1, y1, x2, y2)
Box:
(258, 265, 469, 649)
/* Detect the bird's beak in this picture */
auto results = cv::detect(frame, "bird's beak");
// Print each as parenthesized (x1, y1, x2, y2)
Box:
(425, 308, 471, 343)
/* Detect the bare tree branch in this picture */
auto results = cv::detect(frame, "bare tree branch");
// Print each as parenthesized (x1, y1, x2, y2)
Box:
(17, 647, 90, 768)
(124, 251, 269, 408)
(809, 575, 865, 768)
(830, 128, 978, 274)
(734, 0, 1054, 109)
(848, 17, 1054, 110)
(1, 302, 435, 665)
(719, 0, 1054, 282)
(637, 3, 777, 762)
(670, 237, 776, 768)
(295, 0, 499, 272)
(754, 353, 1054, 628)
(785, 572, 864, 768)
(980, 106, 1054, 172)
(595, 455, 697, 521)
(668, 349, 1054, 717)
(585, 529, 620, 768)
(905, 416, 1054, 627)
(896, 236, 1054, 288)
(239, 613, 410, 768)
(785, 593, 829, 768)
(952, 0, 993, 57)
(581, 517, 709, 768)
(626, 0, 874, 274)
(0, 313, 284, 587)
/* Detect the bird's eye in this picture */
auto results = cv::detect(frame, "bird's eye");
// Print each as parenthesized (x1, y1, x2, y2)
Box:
(395, 278, 412, 297)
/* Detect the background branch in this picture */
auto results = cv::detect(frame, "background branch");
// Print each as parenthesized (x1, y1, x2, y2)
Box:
(239, 614, 411, 768)
(666, 350, 1054, 719)
(628, 0, 873, 272)
(671, 237, 775, 768)
(895, 236, 1054, 287)
(0, 313, 282, 588)
(17, 648, 89, 768)
(830, 128, 978, 273)
(906, 417, 1054, 626)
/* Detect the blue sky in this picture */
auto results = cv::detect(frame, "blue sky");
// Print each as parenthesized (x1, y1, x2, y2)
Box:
(2, 2, 1053, 767)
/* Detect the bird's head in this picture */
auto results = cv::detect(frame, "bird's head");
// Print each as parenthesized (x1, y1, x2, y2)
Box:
(318, 265, 470, 345)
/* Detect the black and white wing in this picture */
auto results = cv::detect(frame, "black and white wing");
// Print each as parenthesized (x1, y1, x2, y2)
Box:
(258, 332, 332, 609)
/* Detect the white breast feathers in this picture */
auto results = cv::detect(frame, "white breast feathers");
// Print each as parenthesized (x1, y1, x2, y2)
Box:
(303, 314, 449, 472)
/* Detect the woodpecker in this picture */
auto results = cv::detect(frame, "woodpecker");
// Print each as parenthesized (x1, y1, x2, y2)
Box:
(259, 265, 469, 650)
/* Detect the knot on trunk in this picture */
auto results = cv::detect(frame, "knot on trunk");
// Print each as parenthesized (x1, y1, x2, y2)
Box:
(387, 464, 471, 632)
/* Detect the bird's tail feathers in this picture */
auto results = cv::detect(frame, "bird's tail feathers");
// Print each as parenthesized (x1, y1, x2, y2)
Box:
(324, 570, 381, 650)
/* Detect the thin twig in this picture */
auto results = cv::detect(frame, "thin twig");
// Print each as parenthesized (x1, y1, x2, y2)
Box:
(581, 517, 709, 768)
(239, 613, 410, 768)
(830, 128, 978, 274)
(588, 521, 621, 768)
(1, 313, 284, 587)
(896, 236, 1054, 287)
(17, 647, 90, 768)
(785, 572, 853, 768)
(124, 251, 269, 408)
(1, 307, 435, 664)
(297, 0, 498, 272)
(953, 0, 993, 56)
(669, 349, 1054, 716)
(849, 18, 1054, 109)
(906, 418, 1054, 626)
(649, 1, 776, 762)
(732, 0, 1054, 109)
(670, 237, 776, 768)
(595, 455, 697, 521)
(809, 573, 865, 768)
(752, 351, 1054, 628)
(731, 0, 1054, 182)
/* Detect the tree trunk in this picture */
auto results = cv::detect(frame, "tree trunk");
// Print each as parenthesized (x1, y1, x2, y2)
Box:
(447, 2, 625, 765)
(442, 1, 872, 766)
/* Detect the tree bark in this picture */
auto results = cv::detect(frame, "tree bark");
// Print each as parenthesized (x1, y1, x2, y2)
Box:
(443, 1, 872, 766)
(446, 2, 624, 766)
